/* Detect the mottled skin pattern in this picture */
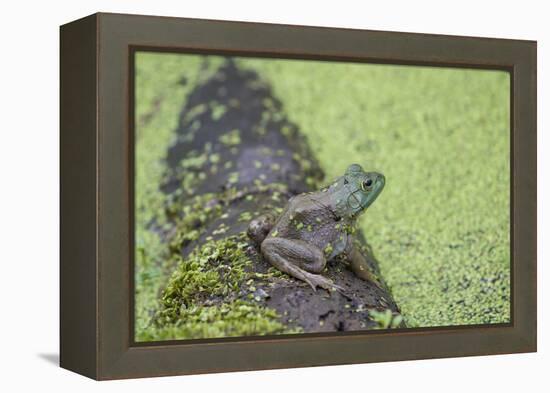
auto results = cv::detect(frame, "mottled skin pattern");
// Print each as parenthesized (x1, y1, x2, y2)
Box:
(248, 164, 385, 292)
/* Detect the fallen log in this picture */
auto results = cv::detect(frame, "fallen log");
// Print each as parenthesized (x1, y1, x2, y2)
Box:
(150, 59, 403, 340)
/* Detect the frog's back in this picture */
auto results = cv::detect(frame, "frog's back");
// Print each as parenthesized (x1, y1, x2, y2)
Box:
(272, 193, 342, 250)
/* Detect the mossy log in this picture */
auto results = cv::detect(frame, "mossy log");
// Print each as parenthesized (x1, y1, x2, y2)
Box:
(151, 60, 403, 339)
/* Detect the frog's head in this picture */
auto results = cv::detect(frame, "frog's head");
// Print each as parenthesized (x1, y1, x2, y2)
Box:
(334, 164, 385, 219)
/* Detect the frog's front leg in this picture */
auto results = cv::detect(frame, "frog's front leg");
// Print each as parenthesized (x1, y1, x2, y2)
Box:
(348, 245, 383, 288)
(261, 237, 343, 293)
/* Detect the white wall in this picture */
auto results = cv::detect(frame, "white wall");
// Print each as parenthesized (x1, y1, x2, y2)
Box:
(0, 0, 545, 391)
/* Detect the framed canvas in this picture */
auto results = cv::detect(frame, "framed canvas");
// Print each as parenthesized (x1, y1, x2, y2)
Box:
(60, 12, 537, 380)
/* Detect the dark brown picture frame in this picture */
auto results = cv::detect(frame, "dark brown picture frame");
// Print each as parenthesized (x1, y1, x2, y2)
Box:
(60, 12, 537, 380)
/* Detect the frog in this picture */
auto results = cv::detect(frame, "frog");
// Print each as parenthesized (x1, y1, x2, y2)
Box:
(247, 164, 385, 293)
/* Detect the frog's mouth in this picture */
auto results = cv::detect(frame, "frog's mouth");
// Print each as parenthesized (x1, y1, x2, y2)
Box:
(371, 174, 386, 202)
(376, 174, 386, 192)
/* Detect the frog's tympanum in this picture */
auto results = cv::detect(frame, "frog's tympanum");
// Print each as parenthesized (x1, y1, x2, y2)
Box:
(247, 164, 385, 292)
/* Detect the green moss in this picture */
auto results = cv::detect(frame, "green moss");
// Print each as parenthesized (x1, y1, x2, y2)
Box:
(161, 236, 250, 320)
(219, 129, 241, 146)
(209, 153, 220, 164)
(210, 101, 227, 121)
(369, 309, 403, 329)
(179, 153, 208, 170)
(144, 235, 294, 340)
(267, 266, 287, 278)
(138, 300, 290, 341)
(182, 103, 207, 122)
(227, 171, 240, 184)
(167, 193, 221, 251)
(238, 211, 253, 222)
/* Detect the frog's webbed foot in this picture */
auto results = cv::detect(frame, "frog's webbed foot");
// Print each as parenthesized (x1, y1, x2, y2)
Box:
(302, 273, 346, 294)
(261, 237, 344, 295)
(279, 260, 346, 295)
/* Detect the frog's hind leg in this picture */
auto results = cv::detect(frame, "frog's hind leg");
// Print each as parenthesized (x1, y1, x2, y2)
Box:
(348, 246, 383, 289)
(261, 237, 343, 293)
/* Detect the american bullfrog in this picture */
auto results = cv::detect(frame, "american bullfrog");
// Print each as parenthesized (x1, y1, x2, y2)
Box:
(247, 164, 385, 292)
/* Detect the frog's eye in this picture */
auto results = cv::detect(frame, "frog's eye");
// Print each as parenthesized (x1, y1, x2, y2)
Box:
(361, 179, 373, 191)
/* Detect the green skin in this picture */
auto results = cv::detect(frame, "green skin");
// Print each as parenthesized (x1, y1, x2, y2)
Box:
(247, 164, 385, 292)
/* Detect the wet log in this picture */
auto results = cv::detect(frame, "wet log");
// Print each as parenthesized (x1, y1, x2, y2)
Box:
(155, 59, 403, 336)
